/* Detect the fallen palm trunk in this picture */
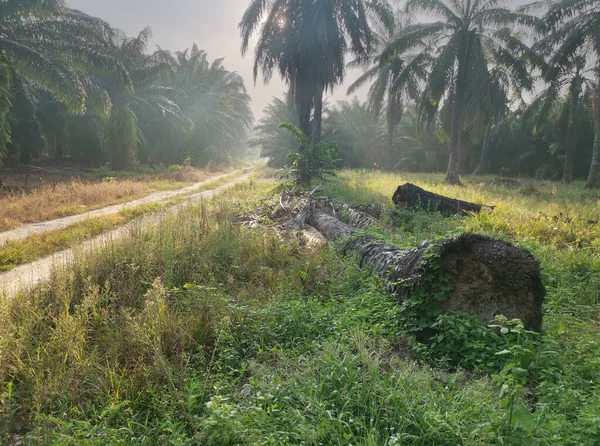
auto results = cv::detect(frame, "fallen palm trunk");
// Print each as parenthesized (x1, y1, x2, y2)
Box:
(305, 205, 544, 331)
(300, 225, 328, 247)
(393, 183, 493, 215)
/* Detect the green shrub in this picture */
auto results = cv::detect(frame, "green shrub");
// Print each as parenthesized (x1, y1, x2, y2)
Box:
(279, 122, 340, 187)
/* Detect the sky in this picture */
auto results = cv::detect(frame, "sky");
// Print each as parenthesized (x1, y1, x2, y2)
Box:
(67, 0, 368, 120)
(67, 0, 533, 121)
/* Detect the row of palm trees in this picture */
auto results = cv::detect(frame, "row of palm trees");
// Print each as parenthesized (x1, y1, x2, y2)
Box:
(255, 92, 582, 179)
(1, 0, 253, 169)
(240, 0, 600, 187)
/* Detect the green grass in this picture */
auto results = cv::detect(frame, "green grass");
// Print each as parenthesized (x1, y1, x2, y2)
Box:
(0, 202, 165, 271)
(0, 172, 599, 444)
(322, 170, 600, 440)
(322, 170, 600, 311)
(0, 171, 247, 271)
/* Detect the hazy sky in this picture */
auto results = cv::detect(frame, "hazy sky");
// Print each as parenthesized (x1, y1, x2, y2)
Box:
(68, 0, 368, 120)
(67, 1, 532, 120)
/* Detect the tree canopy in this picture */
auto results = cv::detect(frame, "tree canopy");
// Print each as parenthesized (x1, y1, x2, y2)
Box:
(0, 1, 253, 169)
(2, 0, 600, 189)
(249, 0, 600, 188)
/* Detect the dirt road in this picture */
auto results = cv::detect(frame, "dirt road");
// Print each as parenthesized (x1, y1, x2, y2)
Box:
(0, 172, 251, 298)
(0, 170, 244, 246)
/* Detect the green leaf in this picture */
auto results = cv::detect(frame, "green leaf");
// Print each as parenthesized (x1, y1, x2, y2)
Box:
(511, 404, 535, 435)
(511, 367, 529, 379)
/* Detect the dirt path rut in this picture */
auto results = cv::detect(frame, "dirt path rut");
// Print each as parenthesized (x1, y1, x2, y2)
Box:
(0, 172, 251, 298)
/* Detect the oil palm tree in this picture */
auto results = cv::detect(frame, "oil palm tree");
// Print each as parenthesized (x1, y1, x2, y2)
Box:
(324, 98, 388, 168)
(471, 60, 532, 176)
(250, 92, 298, 167)
(384, 0, 537, 184)
(239, 0, 389, 158)
(347, 6, 430, 157)
(394, 106, 449, 172)
(529, 0, 600, 187)
(0, 0, 129, 163)
(100, 28, 187, 169)
(161, 45, 254, 164)
(527, 54, 594, 183)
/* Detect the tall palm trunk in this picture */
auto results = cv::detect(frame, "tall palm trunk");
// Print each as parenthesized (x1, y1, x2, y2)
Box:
(473, 126, 492, 175)
(295, 76, 313, 142)
(563, 93, 579, 183)
(292, 76, 314, 187)
(585, 91, 600, 188)
(312, 84, 324, 146)
(387, 98, 401, 162)
(446, 102, 463, 185)
(563, 125, 575, 183)
(446, 32, 469, 185)
(55, 142, 64, 159)
(105, 105, 138, 170)
(387, 126, 395, 158)
(459, 140, 471, 175)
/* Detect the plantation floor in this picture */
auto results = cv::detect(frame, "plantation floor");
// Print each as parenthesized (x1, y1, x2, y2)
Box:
(0, 171, 599, 445)
(0, 172, 251, 297)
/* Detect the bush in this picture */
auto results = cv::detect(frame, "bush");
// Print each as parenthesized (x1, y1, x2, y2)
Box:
(279, 122, 340, 187)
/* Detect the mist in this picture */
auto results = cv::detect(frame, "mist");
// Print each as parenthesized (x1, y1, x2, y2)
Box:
(68, 0, 369, 118)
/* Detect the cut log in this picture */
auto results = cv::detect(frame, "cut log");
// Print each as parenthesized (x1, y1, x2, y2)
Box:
(347, 207, 380, 230)
(300, 225, 328, 247)
(306, 207, 544, 331)
(392, 183, 494, 215)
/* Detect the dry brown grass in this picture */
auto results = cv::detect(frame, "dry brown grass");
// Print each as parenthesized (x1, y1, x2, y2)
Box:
(0, 166, 226, 232)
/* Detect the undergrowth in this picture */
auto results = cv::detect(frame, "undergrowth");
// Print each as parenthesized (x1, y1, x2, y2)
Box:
(0, 173, 598, 444)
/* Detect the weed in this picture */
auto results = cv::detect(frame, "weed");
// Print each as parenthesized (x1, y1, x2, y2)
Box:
(0, 167, 231, 232)
(0, 172, 598, 444)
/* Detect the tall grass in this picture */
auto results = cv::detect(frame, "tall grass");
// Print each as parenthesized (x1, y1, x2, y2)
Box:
(322, 170, 600, 310)
(0, 173, 598, 444)
(0, 179, 323, 439)
(321, 170, 600, 444)
(0, 167, 227, 232)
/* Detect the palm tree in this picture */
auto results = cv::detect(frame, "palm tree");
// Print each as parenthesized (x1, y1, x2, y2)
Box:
(324, 98, 388, 168)
(471, 63, 530, 176)
(384, 0, 537, 184)
(250, 92, 299, 167)
(160, 45, 254, 164)
(527, 54, 594, 183)
(394, 106, 449, 172)
(99, 28, 187, 169)
(529, 0, 600, 187)
(0, 0, 129, 163)
(239, 0, 387, 158)
(347, 5, 430, 158)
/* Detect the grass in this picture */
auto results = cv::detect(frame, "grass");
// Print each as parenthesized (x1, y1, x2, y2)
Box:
(0, 203, 161, 271)
(321, 170, 600, 309)
(0, 171, 598, 444)
(0, 171, 248, 271)
(0, 166, 232, 232)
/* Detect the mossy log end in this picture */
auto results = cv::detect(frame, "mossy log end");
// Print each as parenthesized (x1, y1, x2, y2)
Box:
(306, 209, 544, 331)
(392, 183, 494, 215)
